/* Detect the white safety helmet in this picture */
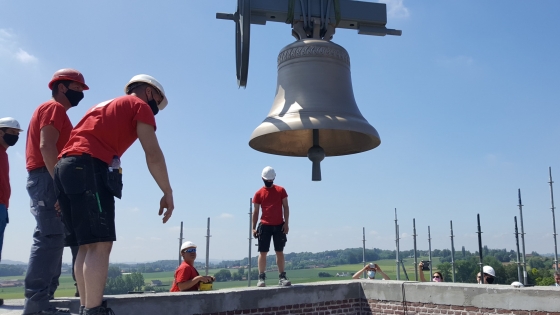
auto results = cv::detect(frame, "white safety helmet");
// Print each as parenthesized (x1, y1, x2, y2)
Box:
(511, 281, 524, 288)
(180, 241, 197, 252)
(483, 265, 496, 277)
(262, 166, 276, 180)
(124, 74, 168, 110)
(0, 117, 23, 131)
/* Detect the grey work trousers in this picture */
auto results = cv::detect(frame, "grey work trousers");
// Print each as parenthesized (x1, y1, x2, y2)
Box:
(23, 170, 65, 314)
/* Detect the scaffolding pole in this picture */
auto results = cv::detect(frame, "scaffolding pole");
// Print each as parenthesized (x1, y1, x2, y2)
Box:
(413, 218, 418, 281)
(248, 198, 253, 287)
(205, 217, 211, 276)
(518, 189, 528, 285)
(450, 220, 456, 283)
(178, 221, 184, 267)
(549, 167, 559, 271)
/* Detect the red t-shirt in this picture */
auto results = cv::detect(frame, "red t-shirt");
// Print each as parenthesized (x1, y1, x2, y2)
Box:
(253, 185, 288, 225)
(0, 146, 10, 208)
(26, 100, 72, 171)
(170, 261, 199, 292)
(60, 95, 156, 164)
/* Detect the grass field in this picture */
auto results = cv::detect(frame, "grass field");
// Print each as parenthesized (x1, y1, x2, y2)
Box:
(0, 257, 441, 300)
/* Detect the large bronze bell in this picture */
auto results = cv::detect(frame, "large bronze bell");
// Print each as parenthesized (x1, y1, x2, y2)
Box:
(249, 39, 380, 181)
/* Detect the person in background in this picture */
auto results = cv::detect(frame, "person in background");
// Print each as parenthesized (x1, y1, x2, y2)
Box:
(419, 262, 444, 282)
(0, 117, 24, 307)
(252, 166, 291, 287)
(352, 263, 390, 280)
(477, 265, 496, 284)
(170, 241, 214, 292)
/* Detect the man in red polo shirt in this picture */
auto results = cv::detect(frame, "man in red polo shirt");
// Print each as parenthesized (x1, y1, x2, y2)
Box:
(170, 241, 214, 292)
(23, 69, 88, 315)
(0, 116, 23, 307)
(252, 166, 291, 287)
(54, 74, 174, 315)
(0, 117, 23, 260)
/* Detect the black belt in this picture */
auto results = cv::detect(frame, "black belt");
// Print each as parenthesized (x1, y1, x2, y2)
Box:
(28, 166, 49, 174)
(62, 153, 91, 158)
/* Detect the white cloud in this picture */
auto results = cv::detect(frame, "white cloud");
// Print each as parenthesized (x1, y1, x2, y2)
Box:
(16, 48, 38, 63)
(369, 230, 379, 235)
(0, 28, 38, 64)
(219, 213, 234, 219)
(381, 0, 410, 19)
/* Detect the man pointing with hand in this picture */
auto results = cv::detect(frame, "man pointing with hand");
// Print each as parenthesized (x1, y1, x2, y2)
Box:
(54, 74, 174, 315)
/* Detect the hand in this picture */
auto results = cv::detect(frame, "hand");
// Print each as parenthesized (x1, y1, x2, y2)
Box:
(199, 276, 214, 283)
(418, 262, 423, 270)
(375, 264, 382, 272)
(54, 201, 61, 216)
(253, 229, 258, 238)
(282, 223, 289, 234)
(159, 193, 174, 223)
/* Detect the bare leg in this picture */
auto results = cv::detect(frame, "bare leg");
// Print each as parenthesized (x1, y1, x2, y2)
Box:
(83, 241, 113, 308)
(258, 252, 267, 273)
(275, 251, 285, 274)
(74, 246, 87, 306)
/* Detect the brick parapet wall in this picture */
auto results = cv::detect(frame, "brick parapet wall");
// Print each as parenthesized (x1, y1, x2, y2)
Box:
(188, 298, 560, 315)
(362, 300, 560, 315)
(193, 298, 364, 315)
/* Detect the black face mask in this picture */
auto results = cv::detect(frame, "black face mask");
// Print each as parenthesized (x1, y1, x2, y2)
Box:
(64, 89, 84, 107)
(147, 99, 159, 116)
(263, 179, 273, 188)
(2, 133, 19, 146)
(486, 276, 495, 284)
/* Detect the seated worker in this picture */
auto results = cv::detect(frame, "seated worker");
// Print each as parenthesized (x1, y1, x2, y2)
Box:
(477, 265, 496, 284)
(352, 263, 390, 280)
(419, 262, 444, 282)
(170, 241, 214, 292)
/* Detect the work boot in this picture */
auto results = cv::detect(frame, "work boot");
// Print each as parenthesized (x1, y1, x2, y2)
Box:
(279, 272, 292, 286)
(257, 272, 266, 287)
(79, 306, 85, 315)
(28, 307, 70, 314)
(84, 306, 115, 315)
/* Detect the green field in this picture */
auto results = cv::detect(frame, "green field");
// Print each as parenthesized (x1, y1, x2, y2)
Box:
(0, 257, 440, 300)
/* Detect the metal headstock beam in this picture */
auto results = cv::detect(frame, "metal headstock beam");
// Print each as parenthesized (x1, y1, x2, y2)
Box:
(224, 0, 402, 37)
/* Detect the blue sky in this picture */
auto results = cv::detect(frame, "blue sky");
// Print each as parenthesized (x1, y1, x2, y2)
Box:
(1, 1, 560, 265)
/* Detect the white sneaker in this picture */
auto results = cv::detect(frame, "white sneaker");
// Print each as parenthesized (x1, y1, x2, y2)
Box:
(257, 273, 266, 287)
(279, 272, 291, 286)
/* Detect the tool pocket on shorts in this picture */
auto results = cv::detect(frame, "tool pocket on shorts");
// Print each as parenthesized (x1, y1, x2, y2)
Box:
(103, 169, 123, 199)
(87, 193, 112, 238)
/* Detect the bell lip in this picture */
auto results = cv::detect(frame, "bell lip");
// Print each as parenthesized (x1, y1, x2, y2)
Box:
(249, 128, 381, 157)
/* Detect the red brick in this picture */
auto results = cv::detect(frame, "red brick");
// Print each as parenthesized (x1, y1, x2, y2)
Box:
(513, 312, 530, 315)
(451, 306, 465, 311)
(495, 310, 512, 315)
(531, 312, 547, 315)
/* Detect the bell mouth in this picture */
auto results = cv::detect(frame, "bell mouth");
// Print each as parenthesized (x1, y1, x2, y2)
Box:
(249, 128, 380, 157)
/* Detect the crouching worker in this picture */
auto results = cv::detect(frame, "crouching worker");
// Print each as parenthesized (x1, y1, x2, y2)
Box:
(171, 241, 214, 292)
